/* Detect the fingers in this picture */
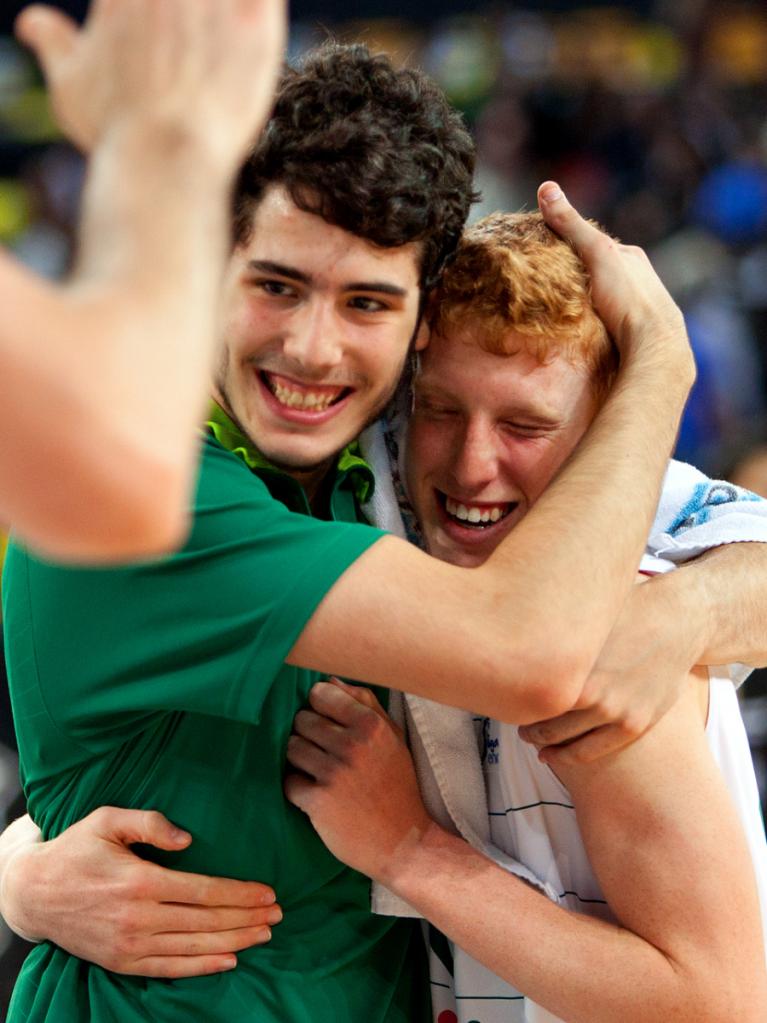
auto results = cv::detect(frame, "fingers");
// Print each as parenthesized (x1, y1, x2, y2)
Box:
(293, 707, 342, 748)
(285, 734, 335, 781)
(537, 181, 616, 261)
(132, 953, 239, 980)
(15, 5, 79, 78)
(141, 901, 282, 935)
(144, 922, 276, 958)
(309, 680, 383, 725)
(523, 707, 647, 765)
(284, 771, 314, 813)
(519, 709, 602, 748)
(325, 677, 379, 708)
(236, 0, 287, 32)
(538, 725, 634, 767)
(151, 868, 277, 909)
(90, 806, 192, 851)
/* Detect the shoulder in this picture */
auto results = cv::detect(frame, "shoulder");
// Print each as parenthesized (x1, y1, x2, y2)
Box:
(190, 433, 277, 526)
(197, 432, 267, 494)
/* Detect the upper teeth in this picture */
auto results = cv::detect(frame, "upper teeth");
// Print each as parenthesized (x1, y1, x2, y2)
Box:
(445, 498, 507, 523)
(271, 380, 340, 411)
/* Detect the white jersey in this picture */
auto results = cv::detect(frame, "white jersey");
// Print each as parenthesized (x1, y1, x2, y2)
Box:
(428, 673, 767, 1023)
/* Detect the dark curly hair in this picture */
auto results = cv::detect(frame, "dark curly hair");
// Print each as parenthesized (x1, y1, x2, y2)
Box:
(234, 43, 478, 290)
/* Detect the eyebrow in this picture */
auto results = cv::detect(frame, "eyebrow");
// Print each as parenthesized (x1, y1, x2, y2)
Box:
(344, 281, 408, 297)
(247, 260, 311, 285)
(247, 260, 408, 298)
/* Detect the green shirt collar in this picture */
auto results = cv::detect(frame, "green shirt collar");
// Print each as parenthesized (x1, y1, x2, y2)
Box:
(205, 401, 375, 506)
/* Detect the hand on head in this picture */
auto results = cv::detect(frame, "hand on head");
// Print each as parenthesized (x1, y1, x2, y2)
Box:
(537, 181, 693, 380)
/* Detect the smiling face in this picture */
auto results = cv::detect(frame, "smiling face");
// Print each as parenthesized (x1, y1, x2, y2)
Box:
(406, 328, 600, 568)
(214, 185, 425, 484)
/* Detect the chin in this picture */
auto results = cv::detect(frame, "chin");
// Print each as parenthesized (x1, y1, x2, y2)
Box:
(259, 423, 354, 468)
(261, 442, 339, 472)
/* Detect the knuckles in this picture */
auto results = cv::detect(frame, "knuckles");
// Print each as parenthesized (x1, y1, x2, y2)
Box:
(87, 804, 119, 830)
(336, 714, 391, 768)
(619, 709, 651, 740)
(352, 708, 388, 745)
(285, 734, 302, 761)
(525, 722, 553, 744)
(116, 865, 153, 903)
(103, 907, 146, 967)
(292, 710, 314, 736)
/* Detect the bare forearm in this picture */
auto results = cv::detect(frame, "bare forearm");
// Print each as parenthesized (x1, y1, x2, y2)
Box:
(476, 351, 694, 700)
(655, 543, 767, 669)
(0, 0, 284, 559)
(68, 121, 232, 497)
(286, 683, 764, 1021)
(0, 126, 231, 560)
(386, 822, 752, 1023)
(291, 356, 694, 722)
(291, 213, 695, 721)
(74, 120, 230, 438)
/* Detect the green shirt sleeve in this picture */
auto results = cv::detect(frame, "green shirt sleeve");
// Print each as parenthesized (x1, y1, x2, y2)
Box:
(4, 436, 384, 752)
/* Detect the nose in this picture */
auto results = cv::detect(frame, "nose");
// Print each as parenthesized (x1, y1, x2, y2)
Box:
(282, 297, 344, 377)
(449, 419, 499, 494)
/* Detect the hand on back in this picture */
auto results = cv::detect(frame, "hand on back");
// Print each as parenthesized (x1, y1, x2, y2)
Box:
(1, 807, 282, 978)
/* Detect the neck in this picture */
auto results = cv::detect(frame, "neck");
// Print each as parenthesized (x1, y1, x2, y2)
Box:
(210, 390, 337, 512)
(287, 460, 336, 512)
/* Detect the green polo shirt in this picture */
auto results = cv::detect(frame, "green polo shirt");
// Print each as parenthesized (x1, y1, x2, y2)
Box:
(4, 407, 429, 1022)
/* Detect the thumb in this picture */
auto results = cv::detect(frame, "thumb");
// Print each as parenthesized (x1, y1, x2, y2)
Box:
(537, 180, 607, 260)
(92, 807, 192, 851)
(327, 677, 370, 701)
(15, 5, 79, 80)
(284, 773, 313, 813)
(326, 677, 383, 714)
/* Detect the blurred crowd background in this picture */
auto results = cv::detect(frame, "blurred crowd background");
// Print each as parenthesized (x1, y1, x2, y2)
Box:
(1, 0, 767, 1010)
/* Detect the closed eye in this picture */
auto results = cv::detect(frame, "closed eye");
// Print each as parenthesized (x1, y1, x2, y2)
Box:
(502, 421, 554, 439)
(415, 398, 459, 418)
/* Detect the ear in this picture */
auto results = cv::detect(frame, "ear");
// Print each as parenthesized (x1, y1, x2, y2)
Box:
(413, 318, 430, 352)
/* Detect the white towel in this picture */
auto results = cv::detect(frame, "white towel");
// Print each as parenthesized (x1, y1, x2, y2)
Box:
(359, 415, 767, 918)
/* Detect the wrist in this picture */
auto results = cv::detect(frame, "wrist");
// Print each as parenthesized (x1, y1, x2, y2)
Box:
(611, 348, 694, 440)
(620, 333, 695, 398)
(643, 569, 706, 669)
(380, 819, 454, 896)
(76, 120, 232, 295)
(99, 116, 236, 189)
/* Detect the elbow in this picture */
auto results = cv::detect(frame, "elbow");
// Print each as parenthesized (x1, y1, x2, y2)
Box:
(692, 994, 764, 1023)
(676, 963, 767, 1023)
(485, 640, 590, 725)
(103, 496, 190, 562)
(615, 973, 764, 1023)
(524, 655, 586, 722)
(91, 463, 191, 562)
(29, 455, 192, 565)
(711, 979, 767, 1023)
